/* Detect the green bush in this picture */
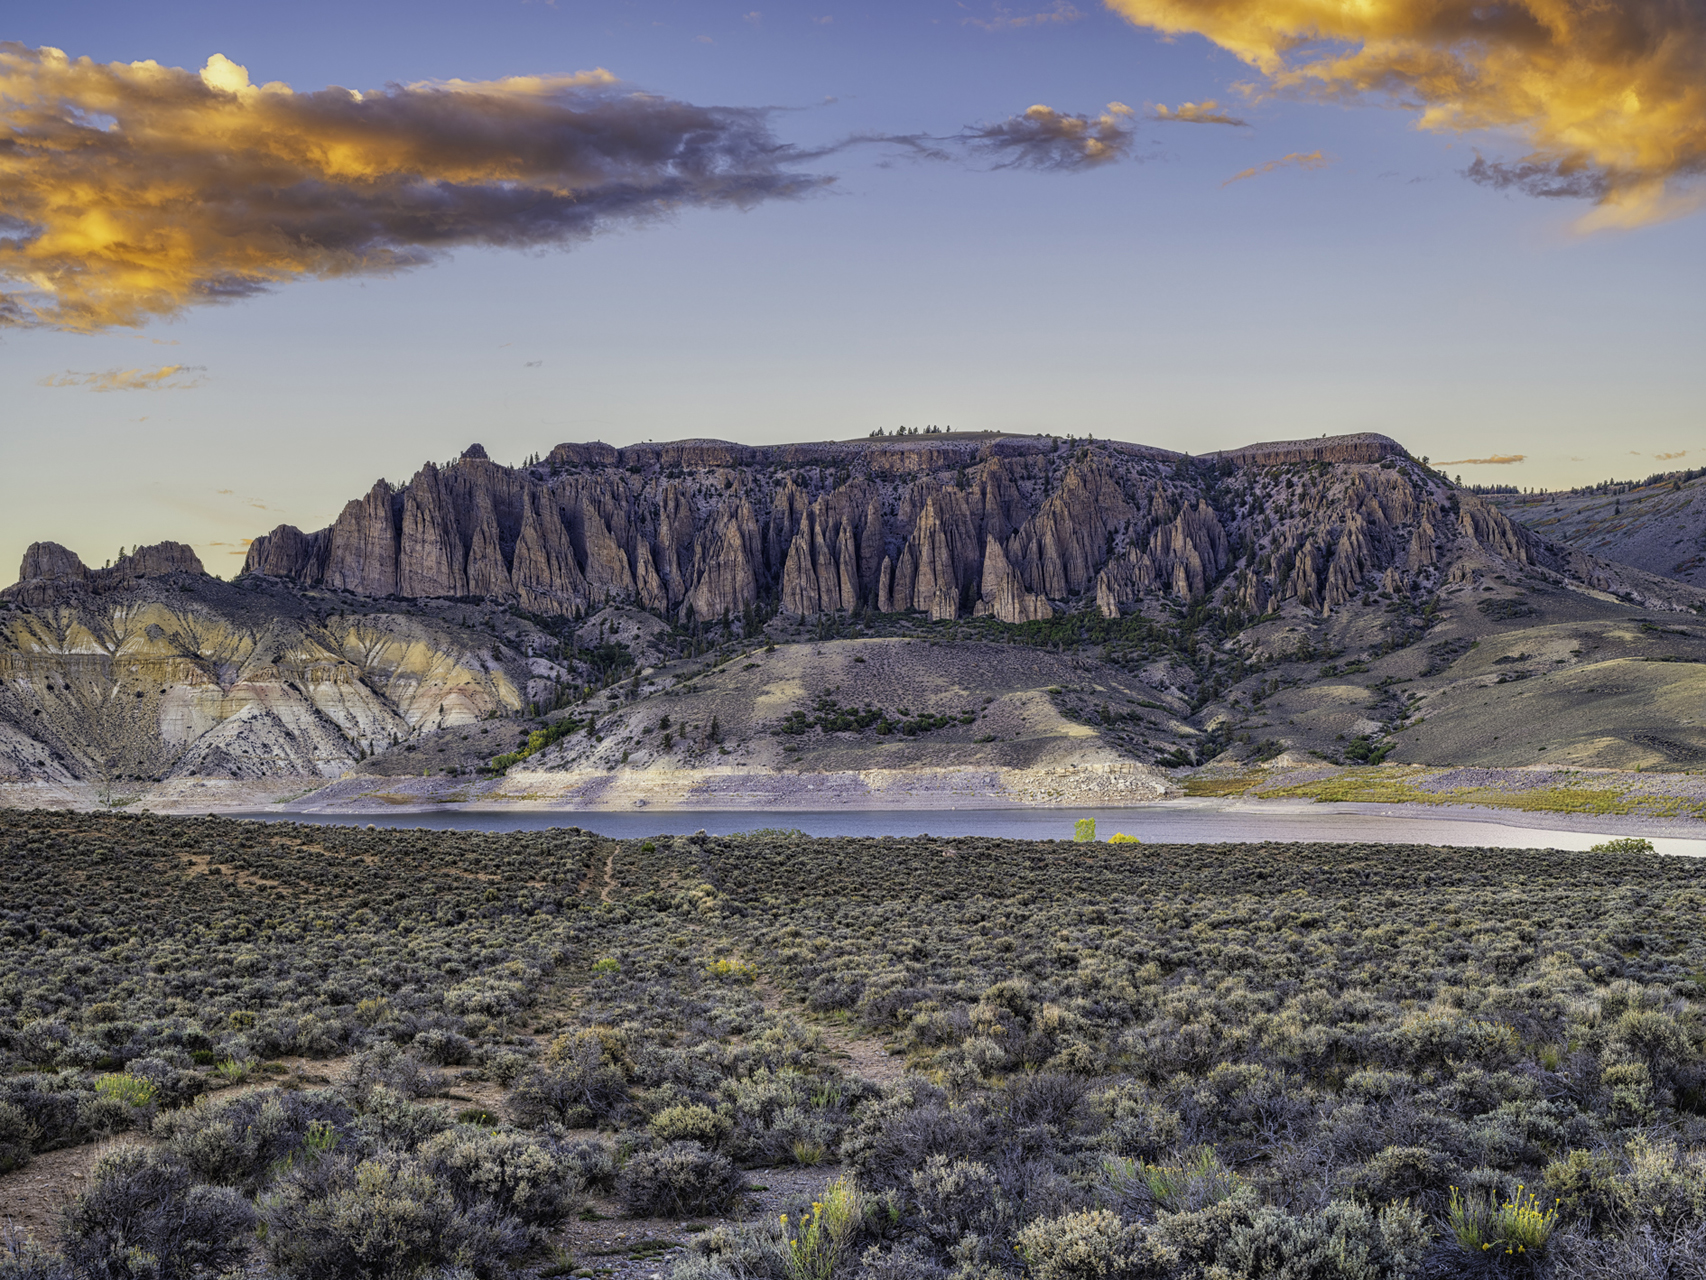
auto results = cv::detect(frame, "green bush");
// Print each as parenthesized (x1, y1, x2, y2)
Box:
(157, 1088, 354, 1194)
(1213, 1200, 1428, 1280)
(1590, 837, 1656, 854)
(1447, 1184, 1557, 1261)
(911, 1155, 1012, 1247)
(92, 1073, 157, 1109)
(1111, 1147, 1243, 1214)
(420, 1125, 580, 1226)
(1343, 1145, 1460, 1214)
(651, 1103, 732, 1148)
(1016, 1208, 1153, 1280)
(779, 1175, 864, 1280)
(506, 1031, 629, 1128)
(1543, 1148, 1625, 1233)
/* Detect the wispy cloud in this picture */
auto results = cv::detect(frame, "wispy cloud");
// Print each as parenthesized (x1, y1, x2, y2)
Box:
(1151, 100, 1248, 127)
(1103, 0, 1706, 227)
(37, 364, 206, 391)
(888, 102, 1140, 170)
(1223, 151, 1329, 186)
(1439, 454, 1526, 465)
(1657, 450, 1689, 460)
(0, 45, 831, 331)
(963, 2, 1084, 31)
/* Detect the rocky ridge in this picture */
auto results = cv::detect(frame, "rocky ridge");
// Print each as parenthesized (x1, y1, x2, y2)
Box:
(241, 432, 1700, 629)
(6, 541, 206, 606)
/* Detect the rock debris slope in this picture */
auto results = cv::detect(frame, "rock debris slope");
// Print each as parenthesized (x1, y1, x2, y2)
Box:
(0, 550, 543, 793)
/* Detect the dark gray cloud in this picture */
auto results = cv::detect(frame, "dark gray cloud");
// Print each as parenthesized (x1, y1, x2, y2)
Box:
(867, 102, 1142, 172)
(1465, 156, 1610, 200)
(960, 102, 1138, 169)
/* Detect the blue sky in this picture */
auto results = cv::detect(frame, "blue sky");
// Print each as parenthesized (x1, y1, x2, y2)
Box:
(3, 0, 1702, 578)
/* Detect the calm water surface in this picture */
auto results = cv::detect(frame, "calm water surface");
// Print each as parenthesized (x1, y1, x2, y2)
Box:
(228, 802, 1706, 857)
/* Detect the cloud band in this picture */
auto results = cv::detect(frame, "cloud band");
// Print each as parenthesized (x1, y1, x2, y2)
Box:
(0, 45, 830, 330)
(37, 365, 207, 391)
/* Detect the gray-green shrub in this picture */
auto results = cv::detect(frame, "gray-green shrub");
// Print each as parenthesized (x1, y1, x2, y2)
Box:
(258, 1150, 527, 1280)
(617, 1140, 744, 1217)
(419, 1125, 579, 1226)
(61, 1147, 254, 1280)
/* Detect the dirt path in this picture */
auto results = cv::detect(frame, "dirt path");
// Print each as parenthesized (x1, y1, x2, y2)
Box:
(815, 1020, 909, 1087)
(599, 847, 617, 903)
(756, 979, 909, 1087)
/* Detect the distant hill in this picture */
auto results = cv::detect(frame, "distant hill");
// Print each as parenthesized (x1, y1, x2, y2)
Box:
(1491, 474, 1706, 591)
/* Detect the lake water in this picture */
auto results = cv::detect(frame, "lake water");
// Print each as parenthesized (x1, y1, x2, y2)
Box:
(229, 801, 1706, 857)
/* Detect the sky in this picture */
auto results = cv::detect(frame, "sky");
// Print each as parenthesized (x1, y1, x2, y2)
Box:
(2, 0, 1703, 580)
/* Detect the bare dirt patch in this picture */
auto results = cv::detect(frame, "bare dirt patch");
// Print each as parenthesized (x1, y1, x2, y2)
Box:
(548, 1164, 844, 1280)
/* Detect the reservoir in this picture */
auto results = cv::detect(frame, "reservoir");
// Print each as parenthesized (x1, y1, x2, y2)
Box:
(230, 798, 1706, 856)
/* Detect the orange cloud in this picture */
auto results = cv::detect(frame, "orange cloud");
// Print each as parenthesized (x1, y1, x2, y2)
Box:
(1151, 99, 1249, 126)
(1656, 450, 1688, 460)
(1223, 150, 1329, 184)
(1103, 0, 1706, 226)
(0, 45, 828, 330)
(37, 364, 205, 391)
(1439, 454, 1526, 465)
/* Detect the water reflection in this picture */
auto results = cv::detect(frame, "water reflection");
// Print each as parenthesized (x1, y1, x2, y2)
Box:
(227, 801, 1706, 856)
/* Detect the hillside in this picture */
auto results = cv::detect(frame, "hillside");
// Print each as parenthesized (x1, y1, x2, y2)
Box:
(3, 431, 1704, 813)
(1490, 472, 1706, 590)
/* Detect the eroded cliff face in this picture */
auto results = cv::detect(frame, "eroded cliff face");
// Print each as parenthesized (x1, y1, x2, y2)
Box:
(238, 432, 1701, 629)
(1196, 459, 1702, 619)
(244, 436, 1227, 625)
(7, 541, 206, 606)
